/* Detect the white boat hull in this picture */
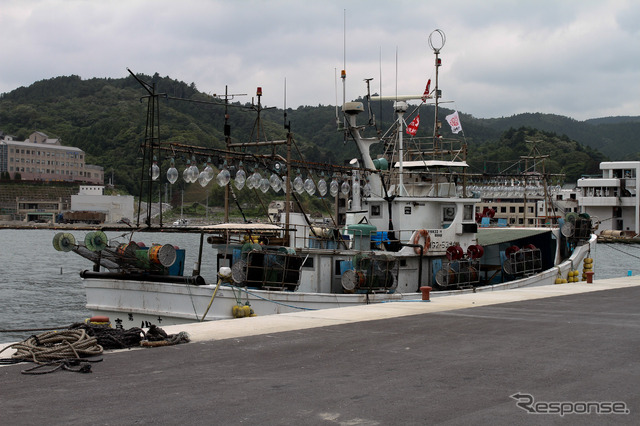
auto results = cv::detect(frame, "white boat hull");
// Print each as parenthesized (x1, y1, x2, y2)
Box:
(84, 236, 596, 329)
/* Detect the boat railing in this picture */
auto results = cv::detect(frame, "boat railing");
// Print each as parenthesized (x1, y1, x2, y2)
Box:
(287, 222, 429, 253)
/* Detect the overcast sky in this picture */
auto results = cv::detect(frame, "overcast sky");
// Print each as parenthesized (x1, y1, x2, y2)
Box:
(2, 0, 639, 121)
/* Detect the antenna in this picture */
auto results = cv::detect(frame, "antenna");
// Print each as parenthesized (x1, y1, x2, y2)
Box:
(394, 46, 399, 104)
(334, 68, 340, 128)
(283, 78, 290, 131)
(379, 47, 383, 128)
(364, 78, 375, 126)
(429, 29, 446, 147)
(343, 9, 346, 76)
(341, 9, 347, 138)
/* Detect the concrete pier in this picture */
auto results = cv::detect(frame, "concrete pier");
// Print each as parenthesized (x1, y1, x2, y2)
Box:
(2, 277, 639, 425)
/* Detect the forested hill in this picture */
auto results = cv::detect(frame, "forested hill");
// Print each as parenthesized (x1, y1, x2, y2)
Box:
(0, 74, 636, 196)
(480, 113, 640, 160)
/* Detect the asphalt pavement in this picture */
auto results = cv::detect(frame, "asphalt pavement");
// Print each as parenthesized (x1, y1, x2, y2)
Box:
(1, 278, 639, 425)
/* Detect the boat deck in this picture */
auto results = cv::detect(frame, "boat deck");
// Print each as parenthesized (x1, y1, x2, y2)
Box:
(2, 277, 639, 424)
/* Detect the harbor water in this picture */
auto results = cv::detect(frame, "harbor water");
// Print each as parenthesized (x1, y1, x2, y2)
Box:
(0, 228, 219, 344)
(1, 228, 638, 344)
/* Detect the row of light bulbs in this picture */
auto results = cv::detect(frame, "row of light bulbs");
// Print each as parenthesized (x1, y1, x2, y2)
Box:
(150, 157, 372, 198)
(462, 183, 562, 198)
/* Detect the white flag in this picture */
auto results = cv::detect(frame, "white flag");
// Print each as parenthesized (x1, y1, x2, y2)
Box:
(445, 111, 463, 134)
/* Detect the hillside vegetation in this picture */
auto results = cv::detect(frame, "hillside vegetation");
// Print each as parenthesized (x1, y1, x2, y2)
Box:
(1, 74, 636, 202)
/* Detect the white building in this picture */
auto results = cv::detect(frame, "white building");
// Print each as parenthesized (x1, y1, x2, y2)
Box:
(577, 161, 640, 234)
(71, 185, 134, 223)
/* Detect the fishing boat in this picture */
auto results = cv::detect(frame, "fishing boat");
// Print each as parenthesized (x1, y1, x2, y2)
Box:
(54, 30, 596, 328)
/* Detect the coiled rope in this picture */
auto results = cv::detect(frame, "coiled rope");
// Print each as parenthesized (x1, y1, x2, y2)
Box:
(1, 329, 103, 363)
(69, 323, 145, 350)
(0, 324, 189, 374)
(140, 325, 190, 347)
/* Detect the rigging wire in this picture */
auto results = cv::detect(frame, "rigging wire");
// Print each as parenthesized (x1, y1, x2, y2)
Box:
(598, 242, 640, 260)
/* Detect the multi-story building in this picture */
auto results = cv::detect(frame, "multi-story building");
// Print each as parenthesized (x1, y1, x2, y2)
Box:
(0, 131, 103, 184)
(473, 179, 581, 228)
(577, 161, 640, 233)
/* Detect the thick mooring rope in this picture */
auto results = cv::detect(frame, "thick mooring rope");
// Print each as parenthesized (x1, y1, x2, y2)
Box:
(0, 324, 189, 375)
(69, 323, 145, 350)
(2, 329, 103, 363)
(140, 324, 190, 347)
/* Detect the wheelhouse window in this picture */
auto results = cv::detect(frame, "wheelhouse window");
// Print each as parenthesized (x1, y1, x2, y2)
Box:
(443, 206, 456, 221)
(463, 204, 473, 221)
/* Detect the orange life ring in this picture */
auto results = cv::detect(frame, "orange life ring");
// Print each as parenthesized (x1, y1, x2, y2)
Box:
(412, 229, 431, 254)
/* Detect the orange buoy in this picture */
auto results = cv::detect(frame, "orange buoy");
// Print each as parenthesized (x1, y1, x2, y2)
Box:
(86, 316, 110, 325)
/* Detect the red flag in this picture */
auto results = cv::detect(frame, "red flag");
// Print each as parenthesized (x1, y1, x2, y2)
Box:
(406, 114, 420, 136)
(421, 79, 431, 102)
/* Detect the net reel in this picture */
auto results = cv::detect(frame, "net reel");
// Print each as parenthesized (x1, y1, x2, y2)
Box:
(52, 232, 76, 252)
(341, 254, 398, 293)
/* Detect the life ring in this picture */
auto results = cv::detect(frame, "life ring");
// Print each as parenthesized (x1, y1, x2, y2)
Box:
(412, 229, 431, 254)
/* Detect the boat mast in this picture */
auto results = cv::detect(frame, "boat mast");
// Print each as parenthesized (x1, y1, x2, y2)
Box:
(522, 140, 551, 227)
(128, 68, 166, 228)
(395, 100, 408, 196)
(429, 30, 446, 154)
(223, 86, 230, 222)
